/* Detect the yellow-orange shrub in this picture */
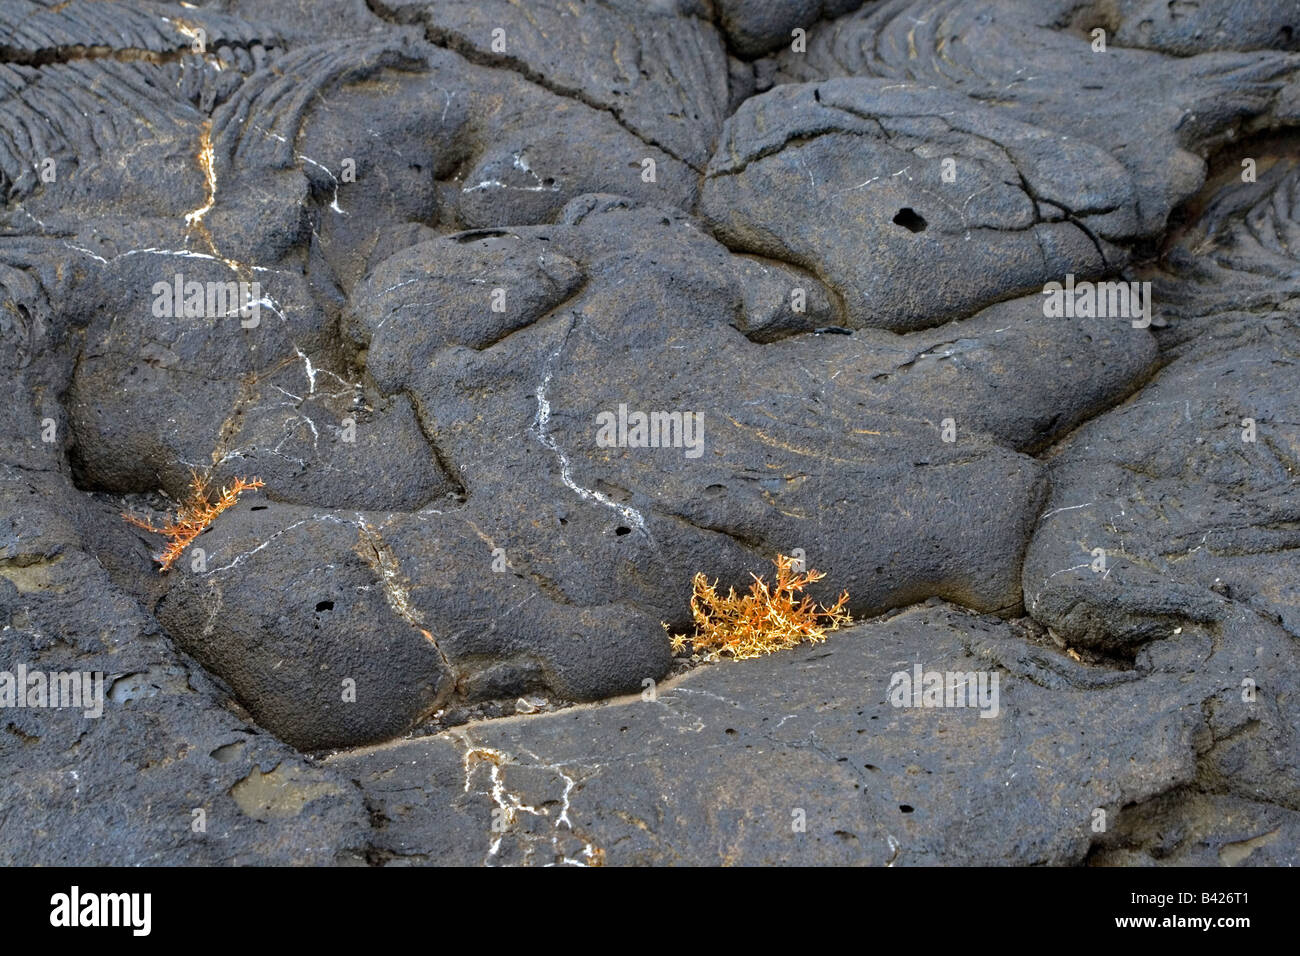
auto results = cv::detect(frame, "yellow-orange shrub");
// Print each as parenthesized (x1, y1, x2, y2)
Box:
(666, 554, 851, 660)
(123, 471, 264, 572)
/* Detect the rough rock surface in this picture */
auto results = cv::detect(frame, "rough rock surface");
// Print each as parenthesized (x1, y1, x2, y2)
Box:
(1095, 0, 1300, 56)
(713, 0, 865, 58)
(771, 0, 1300, 236)
(331, 602, 1300, 865)
(368, 0, 732, 171)
(1, 0, 1298, 864)
(700, 78, 1135, 330)
(0, 467, 369, 864)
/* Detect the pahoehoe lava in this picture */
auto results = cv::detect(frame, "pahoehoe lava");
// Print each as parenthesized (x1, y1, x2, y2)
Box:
(2, 0, 1298, 866)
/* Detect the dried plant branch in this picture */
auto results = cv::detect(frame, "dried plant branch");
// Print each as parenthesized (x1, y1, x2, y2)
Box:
(122, 470, 264, 572)
(665, 554, 851, 660)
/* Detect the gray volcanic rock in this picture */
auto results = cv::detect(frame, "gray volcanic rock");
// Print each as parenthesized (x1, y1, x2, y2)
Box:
(39, 174, 1161, 748)
(61, 238, 457, 511)
(1097, 0, 1300, 56)
(369, 0, 733, 171)
(146, 494, 673, 750)
(224, 0, 405, 46)
(1019, 154, 1300, 814)
(0, 0, 271, 58)
(78, 191, 1159, 749)
(30, 44, 696, 502)
(1088, 792, 1300, 866)
(1023, 144, 1300, 657)
(713, 0, 865, 58)
(1, 0, 1298, 866)
(771, 0, 1300, 236)
(0, 464, 369, 864)
(330, 601, 1298, 865)
(1155, 150, 1300, 335)
(1, 58, 207, 210)
(152, 502, 456, 752)
(288, 44, 699, 288)
(699, 78, 1133, 330)
(326, 197, 1161, 732)
(1023, 326, 1300, 655)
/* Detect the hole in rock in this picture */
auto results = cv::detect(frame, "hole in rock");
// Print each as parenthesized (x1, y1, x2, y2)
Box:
(614, 526, 631, 536)
(892, 208, 927, 233)
(315, 600, 334, 612)
(453, 228, 513, 244)
(249, 505, 267, 511)
(899, 804, 914, 813)
(210, 740, 245, 763)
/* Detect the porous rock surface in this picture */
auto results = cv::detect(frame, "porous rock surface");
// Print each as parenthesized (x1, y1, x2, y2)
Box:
(1, 0, 1297, 864)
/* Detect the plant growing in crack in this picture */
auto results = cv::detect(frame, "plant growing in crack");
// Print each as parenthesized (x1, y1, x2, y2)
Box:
(122, 470, 265, 572)
(665, 553, 851, 660)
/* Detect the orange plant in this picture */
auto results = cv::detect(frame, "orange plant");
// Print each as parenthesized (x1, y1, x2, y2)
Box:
(123, 471, 264, 572)
(665, 554, 851, 660)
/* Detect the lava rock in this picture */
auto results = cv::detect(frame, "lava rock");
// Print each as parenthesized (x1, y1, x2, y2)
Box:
(2, 0, 1298, 866)
(368, 0, 732, 171)
(699, 78, 1133, 330)
(713, 0, 865, 58)
(330, 601, 1298, 864)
